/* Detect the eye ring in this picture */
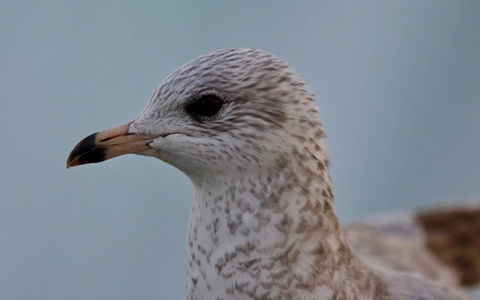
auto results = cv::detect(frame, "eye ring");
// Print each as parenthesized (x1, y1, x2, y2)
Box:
(185, 92, 226, 120)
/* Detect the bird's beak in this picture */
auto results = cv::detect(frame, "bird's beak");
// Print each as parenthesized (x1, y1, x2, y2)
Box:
(66, 121, 154, 168)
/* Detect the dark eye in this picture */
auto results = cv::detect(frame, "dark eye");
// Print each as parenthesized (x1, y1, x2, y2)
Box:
(185, 95, 224, 119)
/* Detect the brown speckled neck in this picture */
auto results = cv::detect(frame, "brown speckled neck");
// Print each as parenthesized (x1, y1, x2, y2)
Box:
(186, 140, 387, 299)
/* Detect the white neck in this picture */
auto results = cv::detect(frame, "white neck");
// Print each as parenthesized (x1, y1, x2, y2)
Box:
(185, 147, 386, 299)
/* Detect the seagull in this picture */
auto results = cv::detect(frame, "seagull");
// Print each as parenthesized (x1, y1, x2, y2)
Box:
(67, 48, 479, 299)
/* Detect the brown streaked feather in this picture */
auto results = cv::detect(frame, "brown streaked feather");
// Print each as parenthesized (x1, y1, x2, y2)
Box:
(344, 214, 459, 287)
(417, 207, 480, 287)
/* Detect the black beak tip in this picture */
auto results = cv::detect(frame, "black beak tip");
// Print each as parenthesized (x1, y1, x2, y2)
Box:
(66, 132, 107, 168)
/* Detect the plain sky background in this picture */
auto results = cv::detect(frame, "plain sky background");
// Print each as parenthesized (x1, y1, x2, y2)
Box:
(1, 1, 479, 299)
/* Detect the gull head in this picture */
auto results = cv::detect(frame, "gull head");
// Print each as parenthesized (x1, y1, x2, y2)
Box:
(67, 48, 325, 180)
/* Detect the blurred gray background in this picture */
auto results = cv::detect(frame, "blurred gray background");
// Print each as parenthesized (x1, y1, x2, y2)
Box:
(1, 1, 479, 299)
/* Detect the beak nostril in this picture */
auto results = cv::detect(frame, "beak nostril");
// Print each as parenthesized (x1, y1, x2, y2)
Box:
(100, 135, 121, 142)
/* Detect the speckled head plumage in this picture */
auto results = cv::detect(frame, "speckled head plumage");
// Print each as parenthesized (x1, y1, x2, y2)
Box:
(129, 48, 326, 180)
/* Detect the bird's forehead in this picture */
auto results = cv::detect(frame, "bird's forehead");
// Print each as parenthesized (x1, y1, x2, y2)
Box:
(157, 48, 290, 98)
